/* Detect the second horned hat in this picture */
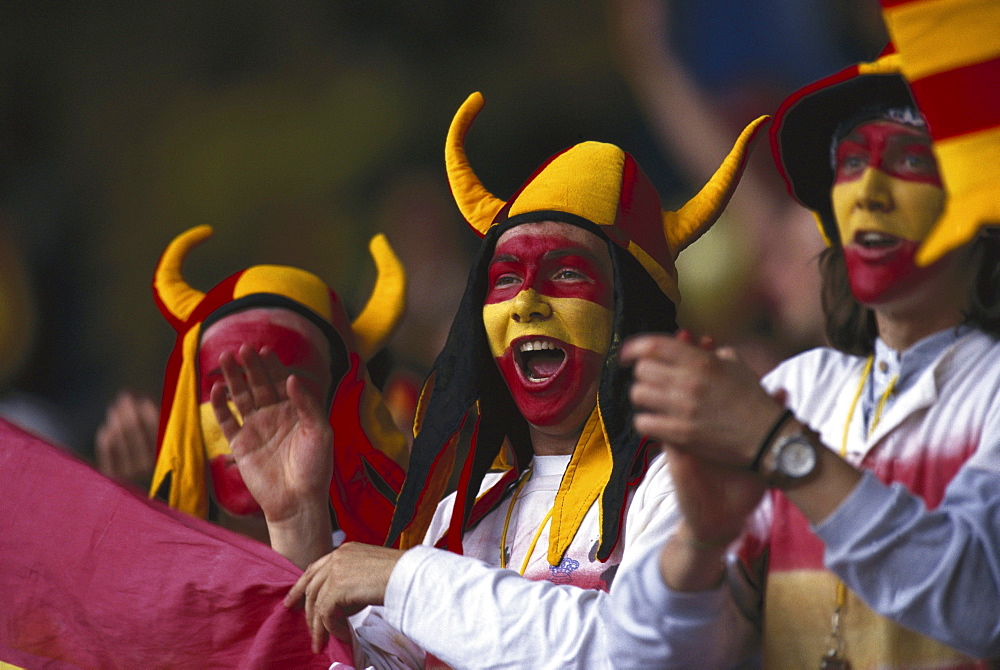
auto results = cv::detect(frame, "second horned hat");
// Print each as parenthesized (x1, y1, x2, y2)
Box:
(446, 92, 768, 304)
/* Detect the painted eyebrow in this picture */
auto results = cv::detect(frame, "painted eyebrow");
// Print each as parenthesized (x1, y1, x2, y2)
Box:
(489, 253, 519, 264)
(542, 247, 602, 263)
(488, 248, 602, 263)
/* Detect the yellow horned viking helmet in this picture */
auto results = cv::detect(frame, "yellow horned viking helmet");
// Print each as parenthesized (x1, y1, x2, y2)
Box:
(153, 225, 406, 361)
(149, 225, 408, 519)
(445, 92, 769, 303)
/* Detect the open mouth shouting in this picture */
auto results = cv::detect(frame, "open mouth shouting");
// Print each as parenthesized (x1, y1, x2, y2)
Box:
(848, 230, 909, 262)
(494, 334, 605, 427)
(856, 231, 899, 250)
(517, 338, 567, 384)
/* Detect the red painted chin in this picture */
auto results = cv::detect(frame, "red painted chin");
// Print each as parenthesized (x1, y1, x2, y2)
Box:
(208, 455, 263, 517)
(843, 236, 938, 304)
(495, 337, 603, 427)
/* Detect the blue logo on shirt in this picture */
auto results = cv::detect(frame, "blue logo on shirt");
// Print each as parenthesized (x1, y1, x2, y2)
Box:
(548, 557, 580, 584)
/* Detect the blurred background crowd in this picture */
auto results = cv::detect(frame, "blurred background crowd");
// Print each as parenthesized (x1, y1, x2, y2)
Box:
(0, 0, 887, 467)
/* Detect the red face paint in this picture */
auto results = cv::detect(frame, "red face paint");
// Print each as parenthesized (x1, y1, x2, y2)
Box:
(493, 342, 606, 427)
(842, 239, 944, 304)
(833, 121, 942, 188)
(207, 457, 260, 516)
(485, 234, 613, 307)
(483, 223, 613, 429)
(198, 314, 332, 405)
(197, 308, 332, 516)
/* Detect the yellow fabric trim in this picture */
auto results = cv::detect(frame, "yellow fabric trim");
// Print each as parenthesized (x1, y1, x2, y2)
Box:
(626, 240, 680, 304)
(883, 0, 1000, 80)
(234, 265, 333, 322)
(1, 662, 26, 669)
(547, 403, 612, 566)
(359, 373, 410, 469)
(490, 438, 516, 471)
(857, 53, 903, 77)
(411, 370, 435, 439)
(149, 326, 208, 518)
(812, 211, 833, 246)
(508, 142, 625, 228)
(917, 127, 1000, 265)
(482, 291, 613, 358)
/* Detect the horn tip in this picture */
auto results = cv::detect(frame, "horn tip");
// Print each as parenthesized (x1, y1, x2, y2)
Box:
(368, 232, 388, 254)
(177, 224, 215, 246)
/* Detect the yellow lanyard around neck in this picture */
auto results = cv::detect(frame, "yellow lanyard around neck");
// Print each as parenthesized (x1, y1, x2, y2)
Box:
(499, 467, 555, 575)
(833, 355, 900, 619)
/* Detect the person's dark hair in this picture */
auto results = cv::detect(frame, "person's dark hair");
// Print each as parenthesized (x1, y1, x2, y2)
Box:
(820, 232, 1000, 355)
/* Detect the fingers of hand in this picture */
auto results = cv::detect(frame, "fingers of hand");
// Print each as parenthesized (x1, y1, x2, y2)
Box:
(137, 394, 160, 445)
(619, 334, 670, 365)
(286, 375, 326, 432)
(210, 381, 241, 442)
(286, 550, 331, 608)
(301, 556, 344, 650)
(96, 391, 159, 483)
(259, 347, 291, 402)
(239, 344, 281, 408)
(218, 350, 254, 419)
(119, 392, 157, 478)
(632, 411, 690, 446)
(94, 420, 122, 480)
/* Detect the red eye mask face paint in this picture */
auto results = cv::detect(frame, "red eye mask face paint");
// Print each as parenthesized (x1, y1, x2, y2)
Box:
(833, 121, 942, 188)
(483, 222, 613, 429)
(197, 308, 332, 516)
(830, 121, 947, 305)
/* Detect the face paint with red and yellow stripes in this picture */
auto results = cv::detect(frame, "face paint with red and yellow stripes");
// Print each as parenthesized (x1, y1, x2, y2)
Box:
(483, 221, 613, 430)
(831, 119, 946, 304)
(198, 307, 332, 516)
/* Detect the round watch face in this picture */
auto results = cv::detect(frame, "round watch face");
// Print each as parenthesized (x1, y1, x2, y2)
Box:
(775, 435, 817, 479)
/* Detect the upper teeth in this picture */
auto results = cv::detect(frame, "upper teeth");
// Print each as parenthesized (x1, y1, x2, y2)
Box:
(520, 340, 557, 352)
(860, 232, 893, 244)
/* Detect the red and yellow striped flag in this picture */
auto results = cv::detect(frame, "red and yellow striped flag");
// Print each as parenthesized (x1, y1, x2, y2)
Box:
(880, 0, 1000, 265)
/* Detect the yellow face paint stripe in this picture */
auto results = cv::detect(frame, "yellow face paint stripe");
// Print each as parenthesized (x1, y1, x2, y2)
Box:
(199, 399, 241, 460)
(482, 293, 612, 358)
(831, 172, 946, 243)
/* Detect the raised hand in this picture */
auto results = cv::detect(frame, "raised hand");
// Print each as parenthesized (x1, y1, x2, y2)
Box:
(621, 332, 787, 468)
(95, 389, 159, 488)
(211, 343, 334, 567)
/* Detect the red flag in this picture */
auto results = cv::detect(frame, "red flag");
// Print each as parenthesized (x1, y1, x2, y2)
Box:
(0, 418, 353, 669)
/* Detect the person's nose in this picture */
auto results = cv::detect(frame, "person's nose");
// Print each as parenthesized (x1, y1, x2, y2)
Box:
(511, 288, 552, 323)
(856, 167, 894, 212)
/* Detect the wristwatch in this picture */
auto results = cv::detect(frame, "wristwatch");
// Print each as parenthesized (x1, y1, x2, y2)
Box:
(765, 431, 819, 484)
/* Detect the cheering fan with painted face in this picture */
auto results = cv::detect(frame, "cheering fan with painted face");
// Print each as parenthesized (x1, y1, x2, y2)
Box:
(231, 92, 765, 666)
(609, 30, 1000, 670)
